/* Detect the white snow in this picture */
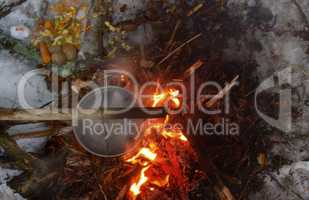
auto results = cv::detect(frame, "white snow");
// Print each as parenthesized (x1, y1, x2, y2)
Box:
(0, 0, 42, 42)
(0, 184, 26, 200)
(249, 162, 309, 200)
(0, 50, 52, 108)
(10, 25, 31, 40)
(224, 0, 309, 198)
(112, 0, 147, 23)
(7, 123, 49, 153)
(0, 167, 24, 200)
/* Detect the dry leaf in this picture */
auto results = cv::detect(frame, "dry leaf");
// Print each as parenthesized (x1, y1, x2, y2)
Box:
(257, 153, 268, 168)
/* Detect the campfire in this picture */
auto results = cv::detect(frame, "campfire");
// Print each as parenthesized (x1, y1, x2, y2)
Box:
(0, 0, 266, 200)
(124, 86, 192, 200)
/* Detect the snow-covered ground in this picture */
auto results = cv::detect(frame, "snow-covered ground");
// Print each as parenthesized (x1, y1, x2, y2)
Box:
(0, 1, 53, 199)
(0, 168, 24, 200)
(225, 0, 309, 199)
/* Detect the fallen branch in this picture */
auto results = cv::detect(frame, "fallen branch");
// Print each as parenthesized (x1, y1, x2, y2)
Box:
(0, 133, 36, 171)
(0, 132, 69, 197)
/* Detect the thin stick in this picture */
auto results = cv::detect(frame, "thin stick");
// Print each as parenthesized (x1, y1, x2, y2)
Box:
(205, 75, 239, 108)
(156, 33, 202, 66)
(187, 3, 204, 17)
(11, 127, 73, 140)
(164, 20, 182, 52)
(115, 184, 129, 200)
(183, 59, 204, 79)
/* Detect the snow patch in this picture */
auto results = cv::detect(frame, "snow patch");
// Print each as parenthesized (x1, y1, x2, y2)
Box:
(0, 50, 52, 108)
(250, 162, 309, 200)
(7, 123, 49, 153)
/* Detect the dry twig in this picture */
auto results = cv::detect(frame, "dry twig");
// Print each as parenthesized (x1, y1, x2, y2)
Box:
(205, 75, 239, 108)
(156, 33, 202, 67)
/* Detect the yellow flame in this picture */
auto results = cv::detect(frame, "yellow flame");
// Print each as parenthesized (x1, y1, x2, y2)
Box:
(169, 89, 179, 97)
(161, 130, 188, 141)
(164, 115, 170, 124)
(152, 93, 167, 107)
(179, 134, 188, 142)
(169, 89, 181, 108)
(130, 166, 149, 197)
(152, 88, 181, 108)
(127, 148, 157, 164)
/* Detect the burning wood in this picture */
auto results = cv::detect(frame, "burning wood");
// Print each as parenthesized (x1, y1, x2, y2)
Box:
(123, 87, 193, 200)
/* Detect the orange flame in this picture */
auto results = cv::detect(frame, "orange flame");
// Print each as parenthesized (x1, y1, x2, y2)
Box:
(126, 148, 157, 164)
(169, 89, 181, 108)
(151, 175, 170, 187)
(129, 166, 150, 197)
(161, 130, 188, 142)
(127, 87, 187, 199)
(152, 93, 167, 107)
(152, 88, 181, 108)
